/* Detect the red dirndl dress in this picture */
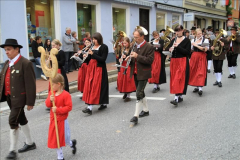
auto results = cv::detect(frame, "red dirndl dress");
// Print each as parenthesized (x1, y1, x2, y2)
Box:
(117, 61, 136, 93)
(189, 52, 207, 86)
(148, 51, 161, 84)
(78, 63, 88, 92)
(170, 57, 187, 94)
(82, 59, 102, 104)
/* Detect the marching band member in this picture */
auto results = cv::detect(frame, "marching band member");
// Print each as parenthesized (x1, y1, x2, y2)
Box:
(129, 27, 154, 124)
(0, 39, 36, 159)
(77, 39, 92, 94)
(148, 31, 166, 93)
(117, 37, 136, 102)
(206, 28, 214, 73)
(211, 30, 226, 87)
(45, 74, 77, 160)
(226, 26, 240, 79)
(189, 28, 209, 96)
(82, 32, 109, 115)
(169, 25, 191, 106)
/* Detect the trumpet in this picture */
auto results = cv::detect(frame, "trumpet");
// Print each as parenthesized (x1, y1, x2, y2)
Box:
(230, 34, 236, 41)
(149, 37, 160, 43)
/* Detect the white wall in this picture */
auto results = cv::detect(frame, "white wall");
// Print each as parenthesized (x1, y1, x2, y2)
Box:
(0, 0, 28, 62)
(59, 0, 78, 43)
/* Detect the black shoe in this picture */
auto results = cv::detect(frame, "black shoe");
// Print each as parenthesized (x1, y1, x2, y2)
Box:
(232, 74, 236, 79)
(57, 158, 64, 160)
(82, 108, 92, 115)
(139, 110, 149, 118)
(170, 99, 178, 106)
(124, 97, 131, 102)
(18, 142, 36, 153)
(228, 74, 233, 78)
(71, 139, 77, 154)
(130, 116, 138, 124)
(79, 96, 82, 100)
(122, 94, 127, 99)
(98, 105, 107, 110)
(68, 70, 73, 72)
(178, 97, 183, 103)
(152, 87, 160, 93)
(193, 88, 199, 93)
(198, 90, 203, 96)
(46, 108, 50, 111)
(213, 81, 219, 86)
(207, 69, 211, 73)
(115, 87, 118, 90)
(66, 72, 69, 74)
(6, 151, 17, 160)
(218, 82, 222, 87)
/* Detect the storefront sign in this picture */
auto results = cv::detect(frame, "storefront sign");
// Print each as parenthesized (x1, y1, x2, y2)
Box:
(184, 13, 195, 21)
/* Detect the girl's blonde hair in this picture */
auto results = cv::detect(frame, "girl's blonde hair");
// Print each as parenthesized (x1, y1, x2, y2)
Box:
(52, 39, 62, 47)
(195, 28, 202, 35)
(52, 74, 64, 88)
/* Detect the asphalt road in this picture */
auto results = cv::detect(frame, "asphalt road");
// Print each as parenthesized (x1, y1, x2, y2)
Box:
(1, 60, 240, 160)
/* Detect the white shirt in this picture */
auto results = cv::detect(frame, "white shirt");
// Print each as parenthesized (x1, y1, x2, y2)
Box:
(8, 54, 20, 67)
(136, 40, 146, 49)
(191, 37, 209, 50)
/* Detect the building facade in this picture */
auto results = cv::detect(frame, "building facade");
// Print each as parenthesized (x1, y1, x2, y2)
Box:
(183, 0, 227, 31)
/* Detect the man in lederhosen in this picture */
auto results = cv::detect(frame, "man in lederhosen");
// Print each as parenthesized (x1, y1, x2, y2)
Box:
(128, 27, 154, 124)
(226, 26, 240, 79)
(0, 39, 36, 159)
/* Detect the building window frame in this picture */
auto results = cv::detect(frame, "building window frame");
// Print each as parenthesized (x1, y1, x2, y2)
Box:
(156, 11, 167, 31)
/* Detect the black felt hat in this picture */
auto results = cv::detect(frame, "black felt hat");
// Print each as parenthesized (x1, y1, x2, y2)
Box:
(160, 29, 166, 33)
(207, 26, 213, 30)
(0, 39, 23, 48)
(230, 26, 238, 31)
(190, 26, 196, 30)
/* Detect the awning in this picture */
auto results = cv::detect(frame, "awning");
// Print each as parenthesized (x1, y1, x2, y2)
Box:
(156, 4, 184, 13)
(188, 9, 227, 20)
(114, 0, 154, 7)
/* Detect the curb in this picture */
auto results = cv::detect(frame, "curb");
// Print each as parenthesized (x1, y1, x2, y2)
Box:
(36, 62, 170, 99)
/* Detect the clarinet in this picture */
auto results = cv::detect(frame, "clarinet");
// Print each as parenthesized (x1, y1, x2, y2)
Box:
(123, 42, 136, 75)
(119, 47, 126, 67)
(82, 43, 94, 63)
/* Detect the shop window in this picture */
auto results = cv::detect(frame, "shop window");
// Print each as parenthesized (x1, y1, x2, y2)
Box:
(26, 0, 55, 57)
(156, 13, 165, 32)
(112, 8, 126, 41)
(77, 3, 96, 42)
(172, 15, 180, 29)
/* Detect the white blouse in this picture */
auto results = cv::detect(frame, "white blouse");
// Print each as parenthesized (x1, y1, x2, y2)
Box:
(191, 37, 209, 50)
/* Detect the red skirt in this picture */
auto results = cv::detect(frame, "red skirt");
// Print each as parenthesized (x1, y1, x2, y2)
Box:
(117, 61, 136, 93)
(189, 52, 207, 86)
(78, 63, 87, 92)
(82, 59, 102, 104)
(48, 118, 65, 148)
(170, 57, 187, 94)
(148, 51, 161, 84)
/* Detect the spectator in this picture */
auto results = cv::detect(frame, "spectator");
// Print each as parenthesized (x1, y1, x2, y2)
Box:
(62, 27, 76, 73)
(83, 32, 91, 42)
(159, 29, 165, 37)
(185, 30, 190, 39)
(44, 39, 52, 52)
(72, 31, 80, 70)
(31, 36, 47, 80)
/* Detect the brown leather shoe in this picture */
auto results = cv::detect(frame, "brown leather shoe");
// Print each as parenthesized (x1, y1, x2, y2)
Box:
(124, 97, 131, 102)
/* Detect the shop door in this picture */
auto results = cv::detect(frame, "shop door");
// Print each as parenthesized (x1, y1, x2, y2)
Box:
(139, 9, 149, 42)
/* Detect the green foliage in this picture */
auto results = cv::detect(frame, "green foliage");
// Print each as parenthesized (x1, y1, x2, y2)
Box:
(226, 0, 233, 15)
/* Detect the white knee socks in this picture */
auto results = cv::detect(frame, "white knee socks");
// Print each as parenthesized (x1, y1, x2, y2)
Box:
(208, 60, 212, 70)
(127, 93, 131, 98)
(215, 73, 218, 80)
(20, 124, 33, 145)
(142, 97, 149, 112)
(9, 129, 19, 151)
(217, 73, 222, 82)
(57, 148, 64, 159)
(87, 105, 93, 110)
(134, 100, 142, 117)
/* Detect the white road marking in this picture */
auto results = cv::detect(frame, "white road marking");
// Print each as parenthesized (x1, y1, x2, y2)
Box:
(0, 106, 9, 112)
(76, 94, 166, 101)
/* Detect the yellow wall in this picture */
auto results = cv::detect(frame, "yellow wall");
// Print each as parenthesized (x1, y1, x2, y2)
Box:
(183, 0, 226, 16)
(232, 0, 239, 18)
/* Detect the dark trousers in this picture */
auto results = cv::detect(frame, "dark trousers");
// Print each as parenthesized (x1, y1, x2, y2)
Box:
(64, 52, 73, 72)
(134, 74, 148, 101)
(213, 60, 223, 73)
(6, 95, 28, 129)
(227, 53, 238, 67)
